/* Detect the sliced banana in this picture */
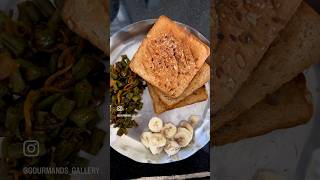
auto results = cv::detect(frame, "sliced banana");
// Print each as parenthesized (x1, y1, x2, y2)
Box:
(140, 132, 153, 148)
(162, 123, 177, 139)
(164, 140, 181, 156)
(189, 115, 200, 127)
(180, 121, 194, 135)
(149, 146, 163, 155)
(148, 117, 163, 132)
(149, 133, 166, 147)
(174, 127, 193, 147)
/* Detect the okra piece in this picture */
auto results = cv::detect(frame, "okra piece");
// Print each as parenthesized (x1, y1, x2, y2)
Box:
(36, 93, 61, 110)
(9, 69, 26, 94)
(16, 59, 46, 81)
(34, 27, 56, 49)
(31, 130, 48, 143)
(17, 1, 41, 23)
(35, 111, 49, 125)
(51, 97, 75, 120)
(82, 128, 106, 155)
(26, 67, 48, 81)
(1, 139, 24, 159)
(0, 32, 27, 56)
(72, 55, 98, 80)
(15, 58, 34, 68)
(5, 104, 23, 134)
(53, 140, 78, 164)
(48, 7, 62, 30)
(24, 90, 41, 136)
(69, 108, 98, 128)
(49, 52, 59, 74)
(74, 79, 92, 108)
(33, 0, 55, 18)
(132, 95, 140, 102)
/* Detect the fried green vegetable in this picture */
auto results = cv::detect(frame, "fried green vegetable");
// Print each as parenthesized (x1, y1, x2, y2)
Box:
(35, 111, 50, 125)
(36, 93, 61, 110)
(51, 97, 75, 120)
(72, 55, 98, 80)
(9, 69, 26, 94)
(16, 59, 48, 81)
(1, 139, 24, 159)
(33, 0, 55, 18)
(0, 32, 27, 56)
(69, 108, 98, 128)
(34, 27, 56, 49)
(24, 90, 41, 136)
(49, 52, 59, 74)
(82, 128, 106, 155)
(5, 103, 23, 137)
(110, 55, 145, 136)
(17, 1, 42, 23)
(0, 53, 19, 81)
(74, 79, 92, 108)
(53, 140, 79, 165)
(0, 0, 106, 178)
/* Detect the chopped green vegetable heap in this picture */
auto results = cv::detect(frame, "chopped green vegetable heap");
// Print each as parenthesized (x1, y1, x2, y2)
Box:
(0, 0, 107, 179)
(110, 55, 146, 136)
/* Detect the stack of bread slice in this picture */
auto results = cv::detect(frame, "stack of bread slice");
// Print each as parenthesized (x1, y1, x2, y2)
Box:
(62, 0, 109, 55)
(130, 16, 210, 114)
(212, 1, 320, 145)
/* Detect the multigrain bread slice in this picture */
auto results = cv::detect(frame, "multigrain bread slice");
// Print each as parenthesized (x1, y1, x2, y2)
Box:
(213, 74, 313, 146)
(62, 0, 109, 54)
(148, 84, 208, 114)
(212, 3, 320, 131)
(130, 16, 210, 98)
(153, 63, 210, 107)
(211, 0, 302, 113)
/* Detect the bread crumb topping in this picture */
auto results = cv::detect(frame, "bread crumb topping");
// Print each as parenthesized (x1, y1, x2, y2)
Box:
(147, 33, 196, 92)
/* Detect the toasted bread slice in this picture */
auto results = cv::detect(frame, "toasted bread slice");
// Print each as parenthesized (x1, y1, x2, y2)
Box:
(148, 84, 208, 114)
(62, 0, 109, 54)
(213, 74, 313, 146)
(212, 3, 320, 130)
(211, 0, 302, 113)
(153, 63, 210, 107)
(130, 16, 210, 98)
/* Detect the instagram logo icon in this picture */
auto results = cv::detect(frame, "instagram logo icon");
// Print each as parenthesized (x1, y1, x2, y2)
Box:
(23, 140, 39, 157)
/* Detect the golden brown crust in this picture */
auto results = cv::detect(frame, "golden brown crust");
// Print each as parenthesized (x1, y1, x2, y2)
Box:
(148, 84, 208, 114)
(212, 3, 320, 131)
(214, 74, 313, 146)
(212, 0, 303, 114)
(130, 16, 210, 98)
(62, 0, 109, 54)
(154, 63, 210, 107)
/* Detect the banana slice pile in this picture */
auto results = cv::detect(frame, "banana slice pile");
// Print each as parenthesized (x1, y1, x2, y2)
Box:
(140, 115, 200, 156)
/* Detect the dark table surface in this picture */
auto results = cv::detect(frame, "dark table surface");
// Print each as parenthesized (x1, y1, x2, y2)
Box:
(110, 0, 211, 179)
(111, 145, 210, 179)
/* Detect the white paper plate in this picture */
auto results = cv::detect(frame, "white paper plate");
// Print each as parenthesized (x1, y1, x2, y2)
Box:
(110, 19, 210, 164)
